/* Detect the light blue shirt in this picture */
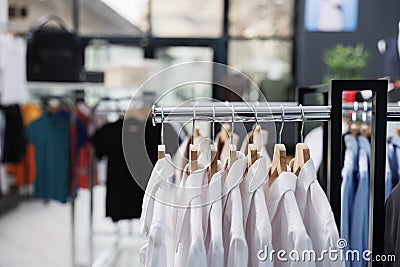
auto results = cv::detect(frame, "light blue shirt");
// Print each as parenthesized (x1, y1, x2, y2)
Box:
(341, 134, 358, 267)
(350, 136, 370, 267)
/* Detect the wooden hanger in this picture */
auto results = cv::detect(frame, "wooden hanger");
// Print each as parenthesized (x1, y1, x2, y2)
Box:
(292, 143, 310, 176)
(247, 143, 259, 169)
(350, 123, 359, 137)
(360, 124, 371, 138)
(247, 107, 261, 169)
(292, 104, 310, 176)
(228, 144, 237, 169)
(209, 144, 218, 182)
(269, 144, 287, 186)
(158, 145, 165, 160)
(189, 144, 199, 175)
(269, 105, 287, 186)
(394, 126, 400, 137)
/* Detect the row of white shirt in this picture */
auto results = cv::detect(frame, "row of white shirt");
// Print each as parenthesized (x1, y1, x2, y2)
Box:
(140, 151, 343, 267)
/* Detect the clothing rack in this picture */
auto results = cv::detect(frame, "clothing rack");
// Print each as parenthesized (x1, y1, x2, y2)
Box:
(152, 80, 389, 266)
(88, 95, 145, 266)
(31, 93, 79, 267)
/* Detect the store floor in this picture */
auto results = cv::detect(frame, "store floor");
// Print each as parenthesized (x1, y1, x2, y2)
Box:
(0, 186, 146, 267)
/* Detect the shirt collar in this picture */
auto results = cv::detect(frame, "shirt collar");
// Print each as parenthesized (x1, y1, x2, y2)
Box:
(247, 156, 268, 192)
(266, 171, 297, 221)
(296, 158, 317, 190)
(223, 152, 246, 194)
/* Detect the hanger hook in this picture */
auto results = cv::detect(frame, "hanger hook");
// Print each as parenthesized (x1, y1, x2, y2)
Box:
(231, 105, 234, 145)
(161, 106, 165, 145)
(251, 104, 260, 142)
(192, 104, 196, 145)
(279, 104, 285, 144)
(299, 104, 305, 143)
(212, 105, 215, 143)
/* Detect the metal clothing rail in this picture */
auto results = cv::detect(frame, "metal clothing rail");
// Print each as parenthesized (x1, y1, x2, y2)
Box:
(152, 105, 332, 124)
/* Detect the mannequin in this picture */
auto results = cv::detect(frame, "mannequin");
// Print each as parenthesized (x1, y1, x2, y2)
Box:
(377, 21, 400, 81)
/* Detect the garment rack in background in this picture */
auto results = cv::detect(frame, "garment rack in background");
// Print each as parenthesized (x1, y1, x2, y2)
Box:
(88, 95, 148, 267)
(31, 93, 79, 267)
(152, 80, 389, 267)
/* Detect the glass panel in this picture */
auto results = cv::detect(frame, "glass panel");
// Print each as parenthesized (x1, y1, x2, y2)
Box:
(229, 0, 294, 38)
(9, 0, 74, 33)
(154, 47, 214, 136)
(154, 47, 214, 103)
(151, 0, 223, 37)
(79, 0, 148, 36)
(228, 40, 294, 102)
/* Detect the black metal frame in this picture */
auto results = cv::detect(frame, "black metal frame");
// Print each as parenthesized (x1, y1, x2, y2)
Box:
(329, 80, 387, 265)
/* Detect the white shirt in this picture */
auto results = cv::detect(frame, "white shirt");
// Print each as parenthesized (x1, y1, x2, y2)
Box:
(292, 159, 343, 267)
(140, 155, 175, 267)
(304, 126, 323, 171)
(266, 171, 315, 267)
(203, 161, 225, 267)
(240, 157, 273, 267)
(222, 152, 248, 267)
(174, 166, 207, 267)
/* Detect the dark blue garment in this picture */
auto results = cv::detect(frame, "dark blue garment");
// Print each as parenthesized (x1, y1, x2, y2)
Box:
(383, 37, 400, 81)
(341, 134, 358, 267)
(350, 136, 370, 267)
(27, 111, 70, 203)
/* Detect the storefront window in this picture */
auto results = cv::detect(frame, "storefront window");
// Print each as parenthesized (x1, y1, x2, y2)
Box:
(229, 0, 294, 38)
(228, 39, 294, 101)
(151, 0, 223, 37)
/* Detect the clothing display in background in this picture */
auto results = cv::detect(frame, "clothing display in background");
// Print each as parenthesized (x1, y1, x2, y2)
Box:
(2, 104, 25, 163)
(384, 182, 400, 267)
(6, 104, 42, 187)
(76, 102, 91, 188)
(91, 119, 142, 221)
(0, 34, 28, 104)
(90, 115, 178, 222)
(27, 111, 70, 203)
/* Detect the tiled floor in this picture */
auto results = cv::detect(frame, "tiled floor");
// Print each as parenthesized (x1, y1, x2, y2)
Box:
(0, 186, 146, 267)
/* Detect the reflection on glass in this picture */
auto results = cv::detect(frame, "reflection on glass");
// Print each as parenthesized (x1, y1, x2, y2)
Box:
(152, 0, 223, 37)
(229, 40, 294, 102)
(79, 0, 147, 36)
(9, 0, 74, 33)
(229, 0, 294, 38)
